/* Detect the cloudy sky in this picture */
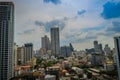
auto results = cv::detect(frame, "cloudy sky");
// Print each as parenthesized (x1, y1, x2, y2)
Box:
(2, 0, 120, 50)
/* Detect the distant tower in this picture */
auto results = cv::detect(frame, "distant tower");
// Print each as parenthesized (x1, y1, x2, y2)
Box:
(69, 43, 74, 51)
(24, 43, 33, 63)
(98, 43, 103, 53)
(41, 35, 51, 53)
(104, 44, 111, 55)
(94, 41, 99, 52)
(51, 27, 60, 57)
(94, 41, 102, 53)
(17, 46, 24, 65)
(14, 43, 18, 67)
(114, 37, 120, 80)
(0, 2, 14, 80)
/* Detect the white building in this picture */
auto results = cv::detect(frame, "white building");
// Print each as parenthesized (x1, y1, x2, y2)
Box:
(45, 75, 56, 80)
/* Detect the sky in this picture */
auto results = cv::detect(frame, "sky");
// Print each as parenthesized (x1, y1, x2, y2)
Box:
(1, 0, 120, 50)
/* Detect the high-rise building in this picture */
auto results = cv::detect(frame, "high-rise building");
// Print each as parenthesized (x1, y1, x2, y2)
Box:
(24, 43, 33, 63)
(51, 27, 60, 57)
(69, 43, 74, 52)
(17, 46, 24, 65)
(0, 2, 14, 80)
(94, 41, 99, 52)
(114, 37, 120, 80)
(41, 35, 51, 53)
(104, 44, 111, 55)
(99, 43, 103, 53)
(61, 46, 72, 57)
(94, 41, 102, 53)
(14, 43, 18, 67)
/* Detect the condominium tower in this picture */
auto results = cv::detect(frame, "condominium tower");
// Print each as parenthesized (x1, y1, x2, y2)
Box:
(41, 35, 51, 52)
(0, 2, 14, 80)
(51, 27, 60, 57)
(94, 41, 102, 53)
(24, 43, 33, 63)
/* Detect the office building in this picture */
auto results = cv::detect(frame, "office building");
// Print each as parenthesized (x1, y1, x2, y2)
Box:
(41, 35, 51, 53)
(114, 37, 120, 80)
(51, 27, 60, 57)
(24, 43, 33, 63)
(0, 2, 14, 80)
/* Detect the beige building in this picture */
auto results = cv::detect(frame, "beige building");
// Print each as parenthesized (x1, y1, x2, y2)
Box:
(17, 46, 24, 65)
(14, 43, 18, 67)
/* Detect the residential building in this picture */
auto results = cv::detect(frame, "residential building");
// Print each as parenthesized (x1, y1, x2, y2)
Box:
(14, 43, 18, 67)
(17, 46, 24, 65)
(24, 43, 33, 63)
(41, 35, 51, 53)
(61, 46, 72, 57)
(91, 53, 104, 66)
(104, 44, 111, 55)
(51, 27, 60, 57)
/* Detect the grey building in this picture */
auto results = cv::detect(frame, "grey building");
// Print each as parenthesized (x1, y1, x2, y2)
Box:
(0, 2, 14, 80)
(114, 37, 120, 80)
(51, 27, 60, 57)
(41, 35, 51, 52)
(104, 44, 111, 55)
(94, 41, 103, 53)
(91, 53, 104, 66)
(61, 46, 72, 57)
(24, 43, 33, 63)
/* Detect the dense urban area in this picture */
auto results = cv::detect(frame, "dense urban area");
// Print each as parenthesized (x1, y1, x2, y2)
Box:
(0, 1, 120, 80)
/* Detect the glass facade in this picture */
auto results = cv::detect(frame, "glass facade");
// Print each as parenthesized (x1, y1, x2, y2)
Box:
(0, 2, 14, 80)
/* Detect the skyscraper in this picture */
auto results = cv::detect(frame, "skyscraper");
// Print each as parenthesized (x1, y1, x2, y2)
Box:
(0, 2, 14, 80)
(17, 46, 24, 65)
(94, 41, 102, 53)
(104, 44, 111, 55)
(51, 27, 60, 57)
(94, 41, 99, 52)
(114, 37, 120, 80)
(24, 43, 33, 63)
(41, 35, 51, 52)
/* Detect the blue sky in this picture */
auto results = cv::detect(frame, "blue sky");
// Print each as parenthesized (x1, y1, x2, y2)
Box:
(2, 0, 120, 50)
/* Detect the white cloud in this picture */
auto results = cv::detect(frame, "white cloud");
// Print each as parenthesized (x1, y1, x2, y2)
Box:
(1, 0, 118, 50)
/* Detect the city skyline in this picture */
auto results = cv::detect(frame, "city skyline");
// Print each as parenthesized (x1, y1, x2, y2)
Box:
(1, 0, 120, 50)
